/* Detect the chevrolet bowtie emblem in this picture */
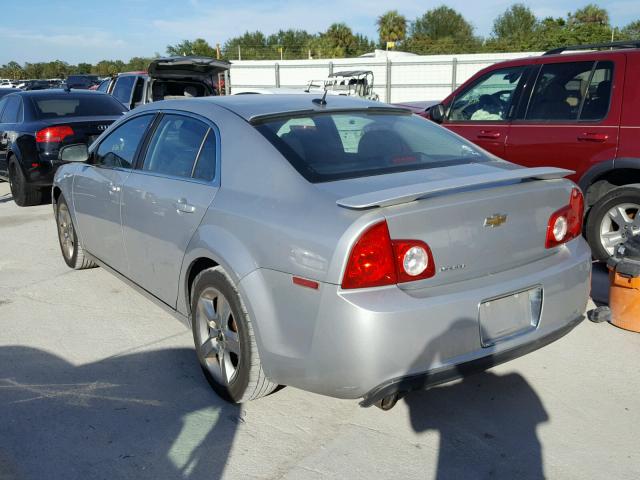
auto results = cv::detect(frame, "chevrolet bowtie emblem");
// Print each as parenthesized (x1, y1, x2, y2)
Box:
(484, 213, 508, 228)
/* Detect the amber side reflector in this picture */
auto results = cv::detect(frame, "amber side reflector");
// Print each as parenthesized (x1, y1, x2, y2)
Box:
(292, 276, 319, 289)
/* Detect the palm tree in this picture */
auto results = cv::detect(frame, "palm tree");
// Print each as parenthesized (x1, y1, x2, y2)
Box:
(569, 4, 610, 26)
(377, 10, 407, 48)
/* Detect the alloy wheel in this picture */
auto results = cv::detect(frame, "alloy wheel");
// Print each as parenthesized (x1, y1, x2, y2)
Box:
(194, 287, 241, 385)
(599, 202, 640, 255)
(57, 203, 75, 260)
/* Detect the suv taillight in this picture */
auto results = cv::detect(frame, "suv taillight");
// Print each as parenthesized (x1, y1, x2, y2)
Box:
(341, 220, 436, 289)
(546, 188, 584, 248)
(36, 126, 74, 143)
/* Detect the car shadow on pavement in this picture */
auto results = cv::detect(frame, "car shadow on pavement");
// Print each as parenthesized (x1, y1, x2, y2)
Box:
(401, 319, 549, 480)
(0, 193, 14, 204)
(0, 346, 240, 480)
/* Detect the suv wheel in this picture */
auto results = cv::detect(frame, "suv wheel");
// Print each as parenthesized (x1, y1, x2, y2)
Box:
(586, 185, 640, 261)
(9, 161, 43, 207)
(191, 267, 277, 403)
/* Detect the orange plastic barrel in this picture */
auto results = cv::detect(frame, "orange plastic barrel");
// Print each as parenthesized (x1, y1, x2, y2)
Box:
(609, 268, 640, 333)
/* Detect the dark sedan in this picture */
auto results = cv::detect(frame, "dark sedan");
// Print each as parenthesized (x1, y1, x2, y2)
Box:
(0, 90, 127, 206)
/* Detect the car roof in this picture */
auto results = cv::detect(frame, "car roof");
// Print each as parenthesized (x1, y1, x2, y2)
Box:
(12, 89, 110, 97)
(145, 94, 405, 122)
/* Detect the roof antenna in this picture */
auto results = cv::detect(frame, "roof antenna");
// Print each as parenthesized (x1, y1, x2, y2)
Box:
(313, 88, 328, 106)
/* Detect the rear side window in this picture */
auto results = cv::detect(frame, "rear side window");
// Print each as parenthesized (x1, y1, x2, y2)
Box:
(580, 61, 614, 121)
(255, 111, 488, 183)
(112, 76, 136, 105)
(525, 61, 601, 121)
(95, 114, 154, 168)
(448, 67, 525, 122)
(1, 96, 21, 123)
(31, 95, 126, 119)
(142, 114, 209, 179)
(192, 130, 216, 181)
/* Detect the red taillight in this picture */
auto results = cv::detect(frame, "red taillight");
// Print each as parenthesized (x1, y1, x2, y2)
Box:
(342, 221, 397, 289)
(546, 188, 584, 248)
(341, 220, 436, 289)
(35, 126, 74, 143)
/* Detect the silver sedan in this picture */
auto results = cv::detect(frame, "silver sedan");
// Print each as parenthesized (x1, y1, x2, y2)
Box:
(52, 95, 591, 409)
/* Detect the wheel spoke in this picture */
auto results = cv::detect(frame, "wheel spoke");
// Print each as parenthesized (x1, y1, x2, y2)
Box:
(224, 329, 240, 354)
(608, 206, 632, 227)
(217, 295, 231, 326)
(218, 348, 230, 383)
(198, 297, 216, 326)
(601, 230, 623, 248)
(200, 337, 217, 358)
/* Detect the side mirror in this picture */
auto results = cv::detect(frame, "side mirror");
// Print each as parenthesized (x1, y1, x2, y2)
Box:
(59, 143, 89, 163)
(429, 103, 446, 124)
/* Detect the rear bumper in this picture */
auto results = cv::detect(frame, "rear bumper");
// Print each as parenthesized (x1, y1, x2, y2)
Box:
(360, 313, 583, 407)
(239, 238, 592, 400)
(24, 159, 61, 187)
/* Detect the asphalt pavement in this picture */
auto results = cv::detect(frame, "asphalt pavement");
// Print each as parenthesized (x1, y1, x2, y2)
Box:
(0, 181, 639, 480)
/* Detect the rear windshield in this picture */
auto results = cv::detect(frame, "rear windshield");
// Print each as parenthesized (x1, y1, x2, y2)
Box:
(254, 111, 489, 182)
(30, 94, 127, 119)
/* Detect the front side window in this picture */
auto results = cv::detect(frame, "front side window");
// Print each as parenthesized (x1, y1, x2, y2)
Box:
(142, 114, 209, 178)
(525, 61, 596, 121)
(94, 114, 154, 168)
(448, 67, 525, 122)
(97, 79, 110, 93)
(255, 111, 488, 183)
(112, 76, 136, 106)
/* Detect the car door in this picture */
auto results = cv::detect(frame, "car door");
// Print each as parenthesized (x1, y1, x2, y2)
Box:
(121, 112, 219, 306)
(111, 75, 136, 109)
(72, 114, 155, 274)
(0, 96, 20, 176)
(505, 56, 623, 184)
(442, 65, 529, 158)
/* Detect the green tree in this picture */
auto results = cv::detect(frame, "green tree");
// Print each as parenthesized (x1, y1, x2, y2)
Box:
(620, 20, 640, 40)
(569, 4, 610, 26)
(166, 38, 216, 57)
(3, 61, 24, 80)
(490, 4, 538, 50)
(76, 62, 93, 74)
(126, 57, 153, 71)
(406, 6, 480, 54)
(376, 10, 407, 48)
(223, 31, 271, 59)
(266, 29, 315, 59)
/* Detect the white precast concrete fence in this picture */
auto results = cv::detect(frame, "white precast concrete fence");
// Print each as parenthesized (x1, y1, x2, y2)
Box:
(228, 52, 542, 103)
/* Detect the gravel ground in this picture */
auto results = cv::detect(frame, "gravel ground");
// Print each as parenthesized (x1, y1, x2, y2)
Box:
(0, 182, 639, 480)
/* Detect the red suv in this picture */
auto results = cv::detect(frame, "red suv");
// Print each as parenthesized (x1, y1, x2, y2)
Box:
(428, 40, 640, 260)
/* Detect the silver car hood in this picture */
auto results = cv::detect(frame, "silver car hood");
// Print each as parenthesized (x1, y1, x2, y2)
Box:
(314, 163, 573, 209)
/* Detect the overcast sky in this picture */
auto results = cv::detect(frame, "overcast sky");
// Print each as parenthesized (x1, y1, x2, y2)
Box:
(2, 0, 639, 64)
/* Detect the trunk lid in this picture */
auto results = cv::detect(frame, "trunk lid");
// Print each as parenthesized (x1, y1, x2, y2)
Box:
(148, 56, 230, 79)
(36, 116, 120, 159)
(320, 162, 576, 288)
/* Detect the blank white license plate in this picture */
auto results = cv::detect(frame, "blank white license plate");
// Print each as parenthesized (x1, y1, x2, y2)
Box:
(479, 287, 543, 347)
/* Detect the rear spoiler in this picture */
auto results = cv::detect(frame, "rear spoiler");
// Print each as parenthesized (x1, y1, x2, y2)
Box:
(336, 167, 574, 210)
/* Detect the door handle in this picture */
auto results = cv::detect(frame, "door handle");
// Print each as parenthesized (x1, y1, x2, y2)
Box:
(477, 131, 501, 140)
(577, 133, 608, 143)
(175, 198, 195, 214)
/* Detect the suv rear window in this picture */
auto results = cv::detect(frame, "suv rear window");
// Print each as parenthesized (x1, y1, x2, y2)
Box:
(255, 111, 489, 182)
(31, 94, 126, 119)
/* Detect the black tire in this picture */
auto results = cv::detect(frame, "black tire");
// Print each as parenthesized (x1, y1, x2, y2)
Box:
(586, 185, 640, 262)
(56, 195, 97, 270)
(8, 161, 43, 207)
(191, 267, 276, 403)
